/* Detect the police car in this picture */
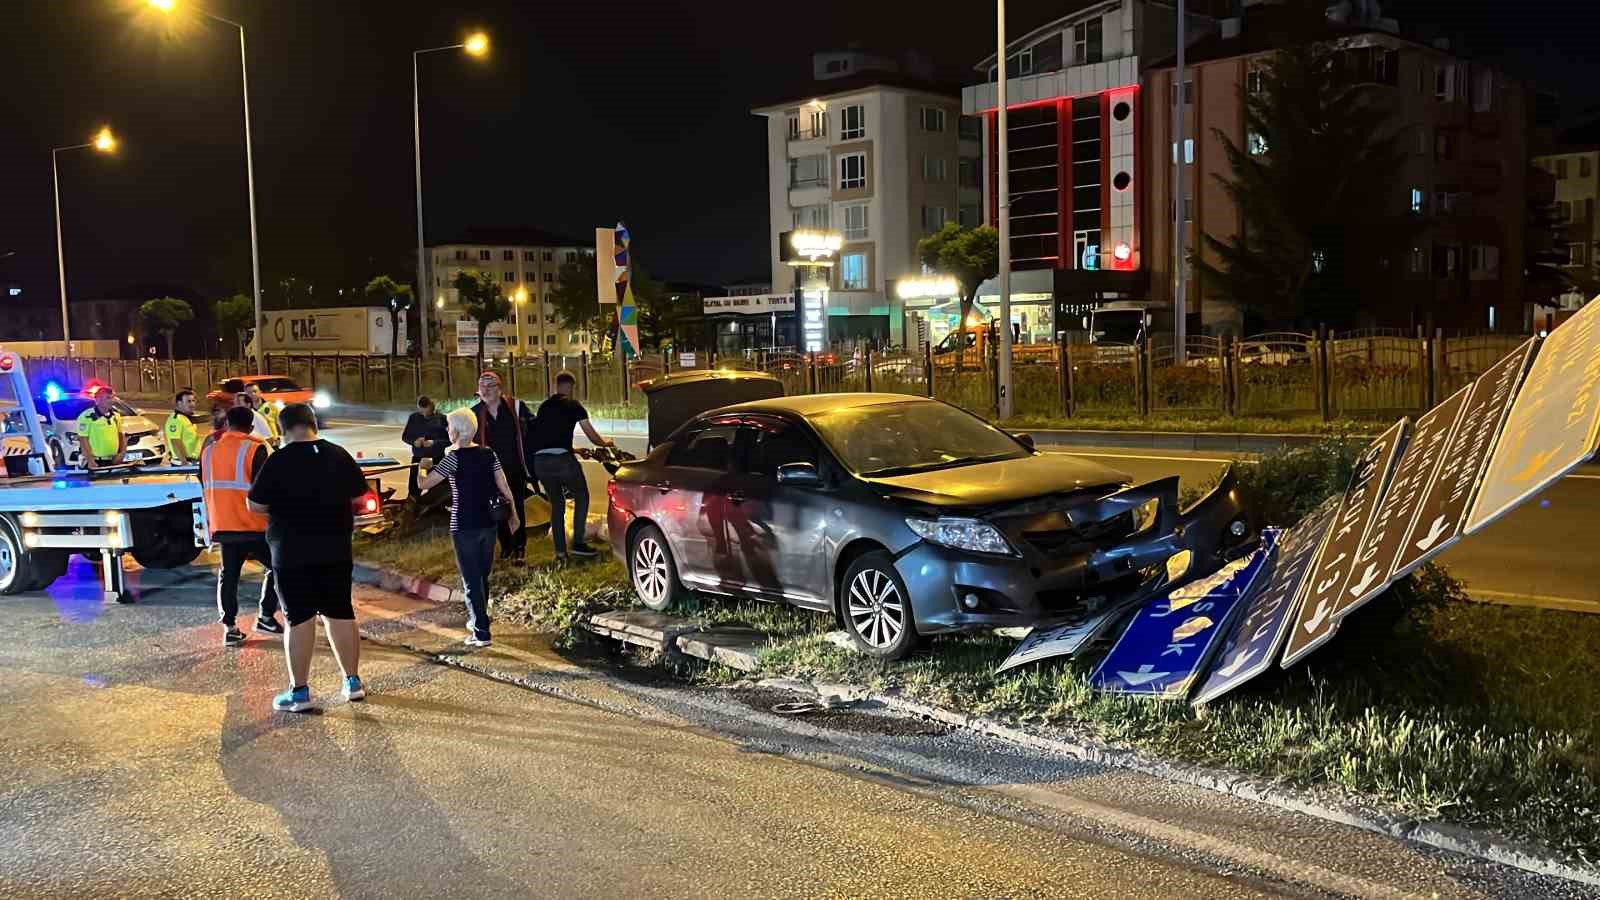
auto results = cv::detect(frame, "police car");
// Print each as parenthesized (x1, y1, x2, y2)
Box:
(34, 383, 167, 469)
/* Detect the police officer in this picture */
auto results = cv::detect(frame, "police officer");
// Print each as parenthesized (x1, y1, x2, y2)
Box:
(245, 383, 281, 444)
(75, 387, 125, 471)
(165, 388, 201, 464)
(233, 390, 275, 444)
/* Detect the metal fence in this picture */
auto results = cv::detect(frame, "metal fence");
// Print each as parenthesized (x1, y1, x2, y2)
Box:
(19, 328, 1536, 424)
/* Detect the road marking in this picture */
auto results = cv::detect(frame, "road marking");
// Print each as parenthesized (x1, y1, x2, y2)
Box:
(1466, 588, 1600, 614)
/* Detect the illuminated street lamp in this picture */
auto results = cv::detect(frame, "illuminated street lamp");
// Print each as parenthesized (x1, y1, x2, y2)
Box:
(512, 286, 528, 356)
(144, 0, 264, 352)
(414, 32, 491, 358)
(52, 126, 118, 357)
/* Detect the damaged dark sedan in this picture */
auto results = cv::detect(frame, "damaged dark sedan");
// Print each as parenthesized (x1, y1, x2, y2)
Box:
(608, 393, 1250, 659)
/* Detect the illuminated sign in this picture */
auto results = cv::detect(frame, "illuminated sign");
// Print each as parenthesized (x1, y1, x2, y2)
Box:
(896, 276, 958, 300)
(801, 288, 826, 352)
(785, 229, 842, 264)
(1082, 245, 1100, 270)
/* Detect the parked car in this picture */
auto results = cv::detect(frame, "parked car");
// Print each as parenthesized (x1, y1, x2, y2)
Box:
(608, 393, 1249, 659)
(206, 375, 330, 412)
(33, 385, 166, 469)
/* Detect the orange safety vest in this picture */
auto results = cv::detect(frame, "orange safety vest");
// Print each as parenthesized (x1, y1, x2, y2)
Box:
(201, 431, 269, 541)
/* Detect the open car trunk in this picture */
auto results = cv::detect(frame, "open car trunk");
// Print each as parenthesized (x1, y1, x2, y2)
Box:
(642, 370, 784, 450)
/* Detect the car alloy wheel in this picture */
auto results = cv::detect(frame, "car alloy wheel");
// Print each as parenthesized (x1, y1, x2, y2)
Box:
(847, 568, 906, 650)
(629, 525, 682, 612)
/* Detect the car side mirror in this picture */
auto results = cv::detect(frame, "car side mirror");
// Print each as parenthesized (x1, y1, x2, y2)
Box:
(1012, 432, 1036, 451)
(776, 462, 822, 486)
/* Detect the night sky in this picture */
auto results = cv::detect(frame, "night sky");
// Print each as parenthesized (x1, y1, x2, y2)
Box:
(2, 0, 1595, 311)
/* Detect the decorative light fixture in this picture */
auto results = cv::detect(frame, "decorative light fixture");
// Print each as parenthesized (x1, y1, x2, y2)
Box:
(788, 229, 842, 262)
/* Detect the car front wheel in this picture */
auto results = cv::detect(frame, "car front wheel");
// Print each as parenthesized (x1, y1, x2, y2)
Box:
(840, 552, 919, 660)
(629, 524, 686, 612)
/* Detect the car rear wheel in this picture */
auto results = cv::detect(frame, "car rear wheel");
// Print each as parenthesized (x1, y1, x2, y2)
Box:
(629, 524, 686, 612)
(0, 517, 37, 596)
(840, 552, 919, 660)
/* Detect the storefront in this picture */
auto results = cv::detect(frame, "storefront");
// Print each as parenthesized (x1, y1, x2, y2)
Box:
(701, 293, 798, 354)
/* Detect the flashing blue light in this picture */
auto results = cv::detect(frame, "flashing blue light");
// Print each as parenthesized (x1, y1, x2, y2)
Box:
(53, 480, 69, 489)
(43, 382, 64, 403)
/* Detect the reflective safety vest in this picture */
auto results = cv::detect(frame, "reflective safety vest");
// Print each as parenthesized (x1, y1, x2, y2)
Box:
(261, 403, 281, 442)
(201, 431, 269, 540)
(75, 408, 122, 459)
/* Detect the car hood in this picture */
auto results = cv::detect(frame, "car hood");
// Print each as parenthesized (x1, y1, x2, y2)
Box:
(867, 454, 1130, 509)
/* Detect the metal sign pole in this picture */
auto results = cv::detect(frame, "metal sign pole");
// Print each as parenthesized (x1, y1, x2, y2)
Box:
(996, 0, 1013, 419)
(1173, 0, 1187, 365)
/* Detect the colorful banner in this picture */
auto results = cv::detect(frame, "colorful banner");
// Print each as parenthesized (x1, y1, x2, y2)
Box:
(615, 221, 640, 357)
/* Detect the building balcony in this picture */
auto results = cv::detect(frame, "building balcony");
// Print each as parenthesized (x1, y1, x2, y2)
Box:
(787, 127, 828, 152)
(962, 55, 1139, 114)
(789, 183, 831, 207)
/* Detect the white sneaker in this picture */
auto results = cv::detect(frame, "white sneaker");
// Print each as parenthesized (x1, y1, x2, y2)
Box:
(464, 636, 492, 648)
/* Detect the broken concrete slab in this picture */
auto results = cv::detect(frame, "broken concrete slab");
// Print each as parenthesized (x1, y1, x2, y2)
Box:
(584, 610, 699, 652)
(674, 627, 768, 672)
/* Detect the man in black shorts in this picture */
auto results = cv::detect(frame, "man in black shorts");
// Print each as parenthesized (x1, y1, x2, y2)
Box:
(246, 402, 371, 712)
(528, 371, 614, 562)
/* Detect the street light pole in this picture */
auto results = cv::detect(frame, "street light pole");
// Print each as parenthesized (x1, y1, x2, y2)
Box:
(996, 0, 1013, 419)
(51, 128, 117, 359)
(1173, 0, 1188, 364)
(413, 34, 489, 360)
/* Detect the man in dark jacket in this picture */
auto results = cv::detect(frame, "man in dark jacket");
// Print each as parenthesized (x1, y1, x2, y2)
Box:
(402, 395, 448, 497)
(470, 372, 535, 561)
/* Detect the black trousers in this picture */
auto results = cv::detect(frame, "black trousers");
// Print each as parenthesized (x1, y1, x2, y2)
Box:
(533, 453, 589, 556)
(216, 538, 281, 627)
(497, 472, 530, 559)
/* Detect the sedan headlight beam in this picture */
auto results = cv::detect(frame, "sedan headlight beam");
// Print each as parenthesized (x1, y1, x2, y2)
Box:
(905, 516, 1018, 556)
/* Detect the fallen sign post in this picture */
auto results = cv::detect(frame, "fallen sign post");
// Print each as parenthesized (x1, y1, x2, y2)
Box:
(1389, 339, 1534, 579)
(1087, 537, 1273, 700)
(1192, 500, 1338, 705)
(1466, 298, 1600, 534)
(1279, 419, 1409, 669)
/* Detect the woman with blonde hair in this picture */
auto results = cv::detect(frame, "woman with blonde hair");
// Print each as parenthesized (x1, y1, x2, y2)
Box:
(417, 407, 519, 647)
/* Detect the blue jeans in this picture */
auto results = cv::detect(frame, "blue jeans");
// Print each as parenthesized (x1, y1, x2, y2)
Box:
(451, 527, 497, 640)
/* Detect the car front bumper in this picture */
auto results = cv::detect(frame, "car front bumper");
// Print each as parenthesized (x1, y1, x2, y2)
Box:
(896, 467, 1251, 634)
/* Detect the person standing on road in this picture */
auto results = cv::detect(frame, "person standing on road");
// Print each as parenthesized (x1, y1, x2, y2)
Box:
(201, 404, 228, 452)
(246, 403, 370, 713)
(417, 407, 519, 647)
(471, 372, 534, 563)
(233, 391, 275, 444)
(402, 395, 449, 497)
(243, 383, 281, 445)
(75, 387, 125, 471)
(201, 406, 284, 646)
(529, 372, 612, 562)
(165, 389, 201, 465)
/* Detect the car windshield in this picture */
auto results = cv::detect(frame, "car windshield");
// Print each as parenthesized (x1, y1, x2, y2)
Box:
(807, 400, 1029, 477)
(252, 378, 301, 393)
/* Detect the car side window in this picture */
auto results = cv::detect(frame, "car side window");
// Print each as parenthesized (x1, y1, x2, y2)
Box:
(666, 424, 737, 472)
(740, 423, 818, 478)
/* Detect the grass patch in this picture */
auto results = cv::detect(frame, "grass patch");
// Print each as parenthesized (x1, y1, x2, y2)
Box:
(1003, 412, 1389, 436)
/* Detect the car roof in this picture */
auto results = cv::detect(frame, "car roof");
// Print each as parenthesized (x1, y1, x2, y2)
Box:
(714, 392, 932, 419)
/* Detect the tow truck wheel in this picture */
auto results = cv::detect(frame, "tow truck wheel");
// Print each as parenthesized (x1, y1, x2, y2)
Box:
(0, 516, 39, 596)
(129, 507, 204, 570)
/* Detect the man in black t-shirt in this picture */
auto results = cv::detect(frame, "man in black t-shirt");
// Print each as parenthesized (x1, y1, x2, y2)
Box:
(401, 395, 448, 497)
(528, 371, 614, 561)
(246, 403, 370, 713)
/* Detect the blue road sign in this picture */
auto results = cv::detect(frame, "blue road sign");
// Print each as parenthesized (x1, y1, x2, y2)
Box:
(1089, 540, 1273, 700)
(1191, 499, 1338, 706)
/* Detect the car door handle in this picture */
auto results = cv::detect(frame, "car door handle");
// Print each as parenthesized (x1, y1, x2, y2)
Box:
(727, 491, 746, 505)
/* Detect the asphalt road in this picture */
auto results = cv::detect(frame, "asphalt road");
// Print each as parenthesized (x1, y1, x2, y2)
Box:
(304, 417, 1600, 615)
(1, 564, 1589, 898)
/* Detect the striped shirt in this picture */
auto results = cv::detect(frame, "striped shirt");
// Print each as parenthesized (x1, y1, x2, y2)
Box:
(430, 446, 502, 532)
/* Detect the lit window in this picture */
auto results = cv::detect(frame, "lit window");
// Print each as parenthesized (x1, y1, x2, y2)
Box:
(840, 105, 865, 140)
(1311, 250, 1326, 273)
(1246, 70, 1264, 95)
(1247, 132, 1267, 156)
(839, 152, 866, 190)
(1410, 188, 1423, 214)
(840, 253, 868, 290)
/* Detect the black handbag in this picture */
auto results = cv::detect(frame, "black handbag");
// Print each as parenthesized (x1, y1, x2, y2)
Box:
(488, 495, 512, 524)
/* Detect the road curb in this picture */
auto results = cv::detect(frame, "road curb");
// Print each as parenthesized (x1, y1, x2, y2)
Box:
(1027, 428, 1375, 454)
(348, 562, 1599, 887)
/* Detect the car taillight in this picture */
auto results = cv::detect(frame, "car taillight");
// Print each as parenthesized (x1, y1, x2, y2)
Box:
(355, 491, 379, 515)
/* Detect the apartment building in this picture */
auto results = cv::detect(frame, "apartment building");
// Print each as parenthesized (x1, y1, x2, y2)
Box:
(754, 51, 981, 346)
(426, 228, 594, 356)
(1534, 120, 1600, 310)
(1145, 4, 1531, 332)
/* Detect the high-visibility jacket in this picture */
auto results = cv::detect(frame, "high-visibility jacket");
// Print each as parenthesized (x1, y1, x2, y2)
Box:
(201, 431, 269, 541)
(75, 408, 122, 459)
(261, 403, 281, 442)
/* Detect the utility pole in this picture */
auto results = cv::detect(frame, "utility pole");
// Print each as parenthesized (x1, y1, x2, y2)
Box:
(996, 0, 1013, 418)
(1173, 0, 1188, 364)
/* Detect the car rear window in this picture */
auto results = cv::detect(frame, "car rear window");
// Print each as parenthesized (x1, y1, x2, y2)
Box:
(253, 378, 301, 393)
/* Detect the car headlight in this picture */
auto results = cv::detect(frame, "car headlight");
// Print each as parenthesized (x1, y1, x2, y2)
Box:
(273, 399, 286, 410)
(1132, 497, 1160, 533)
(905, 517, 1016, 556)
(311, 391, 332, 410)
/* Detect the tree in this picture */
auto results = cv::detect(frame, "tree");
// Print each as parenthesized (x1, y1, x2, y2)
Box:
(140, 297, 195, 359)
(917, 223, 999, 366)
(1196, 39, 1411, 328)
(548, 255, 612, 342)
(363, 275, 414, 357)
(632, 268, 685, 350)
(213, 294, 253, 359)
(453, 270, 510, 368)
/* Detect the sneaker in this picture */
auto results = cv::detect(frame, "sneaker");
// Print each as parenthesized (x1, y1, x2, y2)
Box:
(253, 616, 285, 636)
(342, 676, 366, 702)
(569, 542, 599, 558)
(223, 627, 246, 647)
(464, 635, 492, 648)
(273, 685, 312, 713)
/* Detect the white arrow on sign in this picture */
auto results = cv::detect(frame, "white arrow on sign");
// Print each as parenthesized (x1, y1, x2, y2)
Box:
(1347, 564, 1381, 598)
(1217, 648, 1257, 678)
(1414, 515, 1449, 552)
(1303, 599, 1331, 633)
(1118, 664, 1170, 686)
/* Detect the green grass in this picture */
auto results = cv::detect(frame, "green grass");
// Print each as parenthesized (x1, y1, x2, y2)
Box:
(1002, 412, 1391, 436)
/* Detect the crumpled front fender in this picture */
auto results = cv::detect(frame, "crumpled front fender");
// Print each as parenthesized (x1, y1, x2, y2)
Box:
(1082, 465, 1251, 585)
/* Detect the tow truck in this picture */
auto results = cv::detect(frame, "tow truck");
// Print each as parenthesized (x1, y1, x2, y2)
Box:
(0, 352, 396, 602)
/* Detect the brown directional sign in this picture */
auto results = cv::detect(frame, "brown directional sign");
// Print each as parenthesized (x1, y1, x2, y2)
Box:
(1468, 301, 1600, 534)
(1390, 338, 1534, 578)
(1332, 385, 1470, 619)
(1280, 418, 1409, 669)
